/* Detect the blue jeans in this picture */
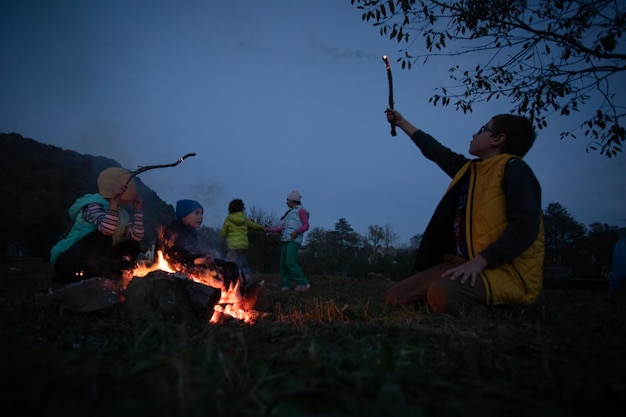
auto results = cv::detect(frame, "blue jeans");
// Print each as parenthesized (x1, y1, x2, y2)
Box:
(279, 241, 308, 287)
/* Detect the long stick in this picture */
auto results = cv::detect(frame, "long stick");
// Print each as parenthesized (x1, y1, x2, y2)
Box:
(382, 55, 397, 137)
(125, 153, 196, 184)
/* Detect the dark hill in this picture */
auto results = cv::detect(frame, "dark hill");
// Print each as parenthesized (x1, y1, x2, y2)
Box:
(0, 133, 174, 260)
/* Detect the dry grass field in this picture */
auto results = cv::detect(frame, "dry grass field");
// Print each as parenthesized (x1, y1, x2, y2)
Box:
(1, 260, 625, 417)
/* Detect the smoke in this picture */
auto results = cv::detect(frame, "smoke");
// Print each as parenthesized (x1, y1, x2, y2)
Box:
(71, 120, 127, 159)
(181, 181, 226, 225)
(310, 39, 380, 62)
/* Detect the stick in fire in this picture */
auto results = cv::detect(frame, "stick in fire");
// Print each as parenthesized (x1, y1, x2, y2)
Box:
(125, 153, 197, 184)
(382, 55, 397, 137)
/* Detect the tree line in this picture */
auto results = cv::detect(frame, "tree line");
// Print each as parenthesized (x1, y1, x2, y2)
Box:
(234, 203, 621, 280)
(1, 133, 621, 280)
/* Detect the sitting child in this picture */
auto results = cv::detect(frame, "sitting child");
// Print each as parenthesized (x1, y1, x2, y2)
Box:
(50, 167, 144, 283)
(161, 199, 246, 293)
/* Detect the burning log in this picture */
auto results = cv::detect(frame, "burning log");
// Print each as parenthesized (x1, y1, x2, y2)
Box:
(175, 260, 264, 324)
(149, 251, 264, 323)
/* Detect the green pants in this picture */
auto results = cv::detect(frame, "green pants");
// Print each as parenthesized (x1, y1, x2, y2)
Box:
(279, 241, 308, 287)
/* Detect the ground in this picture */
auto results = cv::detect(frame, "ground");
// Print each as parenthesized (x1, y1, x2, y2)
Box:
(1, 260, 625, 417)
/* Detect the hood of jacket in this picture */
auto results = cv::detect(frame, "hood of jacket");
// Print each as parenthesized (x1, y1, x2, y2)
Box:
(50, 193, 110, 265)
(227, 211, 249, 225)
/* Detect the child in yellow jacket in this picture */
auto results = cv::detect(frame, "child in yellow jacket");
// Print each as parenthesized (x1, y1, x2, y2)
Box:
(220, 199, 264, 274)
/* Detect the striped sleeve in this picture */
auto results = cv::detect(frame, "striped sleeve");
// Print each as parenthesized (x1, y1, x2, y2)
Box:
(83, 203, 119, 236)
(128, 210, 144, 241)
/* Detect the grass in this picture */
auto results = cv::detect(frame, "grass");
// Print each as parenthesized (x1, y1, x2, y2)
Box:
(1, 261, 625, 417)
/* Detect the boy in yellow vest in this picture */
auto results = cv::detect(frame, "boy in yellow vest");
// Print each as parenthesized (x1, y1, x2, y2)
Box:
(384, 109, 544, 312)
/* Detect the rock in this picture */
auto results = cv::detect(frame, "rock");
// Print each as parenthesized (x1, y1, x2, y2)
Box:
(122, 270, 221, 323)
(48, 277, 124, 313)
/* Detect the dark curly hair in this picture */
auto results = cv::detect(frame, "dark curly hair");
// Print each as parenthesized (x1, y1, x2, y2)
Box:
(228, 198, 244, 213)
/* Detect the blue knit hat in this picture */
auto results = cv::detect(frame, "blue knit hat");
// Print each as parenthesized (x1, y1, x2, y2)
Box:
(176, 199, 203, 220)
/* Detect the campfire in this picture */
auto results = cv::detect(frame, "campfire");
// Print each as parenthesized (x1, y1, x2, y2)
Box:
(49, 251, 261, 324)
(47, 154, 261, 323)
(129, 251, 260, 324)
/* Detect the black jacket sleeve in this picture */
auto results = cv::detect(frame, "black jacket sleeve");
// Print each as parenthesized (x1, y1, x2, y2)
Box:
(410, 130, 469, 178)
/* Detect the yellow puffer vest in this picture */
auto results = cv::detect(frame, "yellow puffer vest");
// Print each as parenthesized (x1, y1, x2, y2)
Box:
(447, 154, 544, 305)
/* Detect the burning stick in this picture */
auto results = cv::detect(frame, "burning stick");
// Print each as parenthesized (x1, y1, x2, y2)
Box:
(125, 153, 197, 184)
(382, 55, 397, 137)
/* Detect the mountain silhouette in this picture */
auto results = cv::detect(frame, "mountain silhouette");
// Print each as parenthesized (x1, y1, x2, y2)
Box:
(1, 133, 174, 260)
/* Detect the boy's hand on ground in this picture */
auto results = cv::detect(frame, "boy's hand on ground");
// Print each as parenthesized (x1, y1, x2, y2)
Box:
(442, 255, 488, 287)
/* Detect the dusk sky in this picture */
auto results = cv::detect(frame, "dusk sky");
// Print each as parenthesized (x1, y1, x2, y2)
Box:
(2, 0, 625, 244)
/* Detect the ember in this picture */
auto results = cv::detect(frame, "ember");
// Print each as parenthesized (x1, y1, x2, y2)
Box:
(131, 251, 260, 324)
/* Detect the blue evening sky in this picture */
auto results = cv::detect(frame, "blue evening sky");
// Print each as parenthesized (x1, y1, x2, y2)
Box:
(1, 0, 624, 244)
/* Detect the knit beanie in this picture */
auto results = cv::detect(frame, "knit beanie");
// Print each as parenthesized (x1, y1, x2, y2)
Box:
(287, 190, 302, 202)
(176, 199, 203, 220)
(97, 167, 136, 200)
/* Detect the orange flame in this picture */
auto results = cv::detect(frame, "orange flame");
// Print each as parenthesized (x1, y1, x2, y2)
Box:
(129, 251, 259, 324)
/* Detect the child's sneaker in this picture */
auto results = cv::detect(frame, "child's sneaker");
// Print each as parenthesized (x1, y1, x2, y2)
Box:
(294, 284, 310, 292)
